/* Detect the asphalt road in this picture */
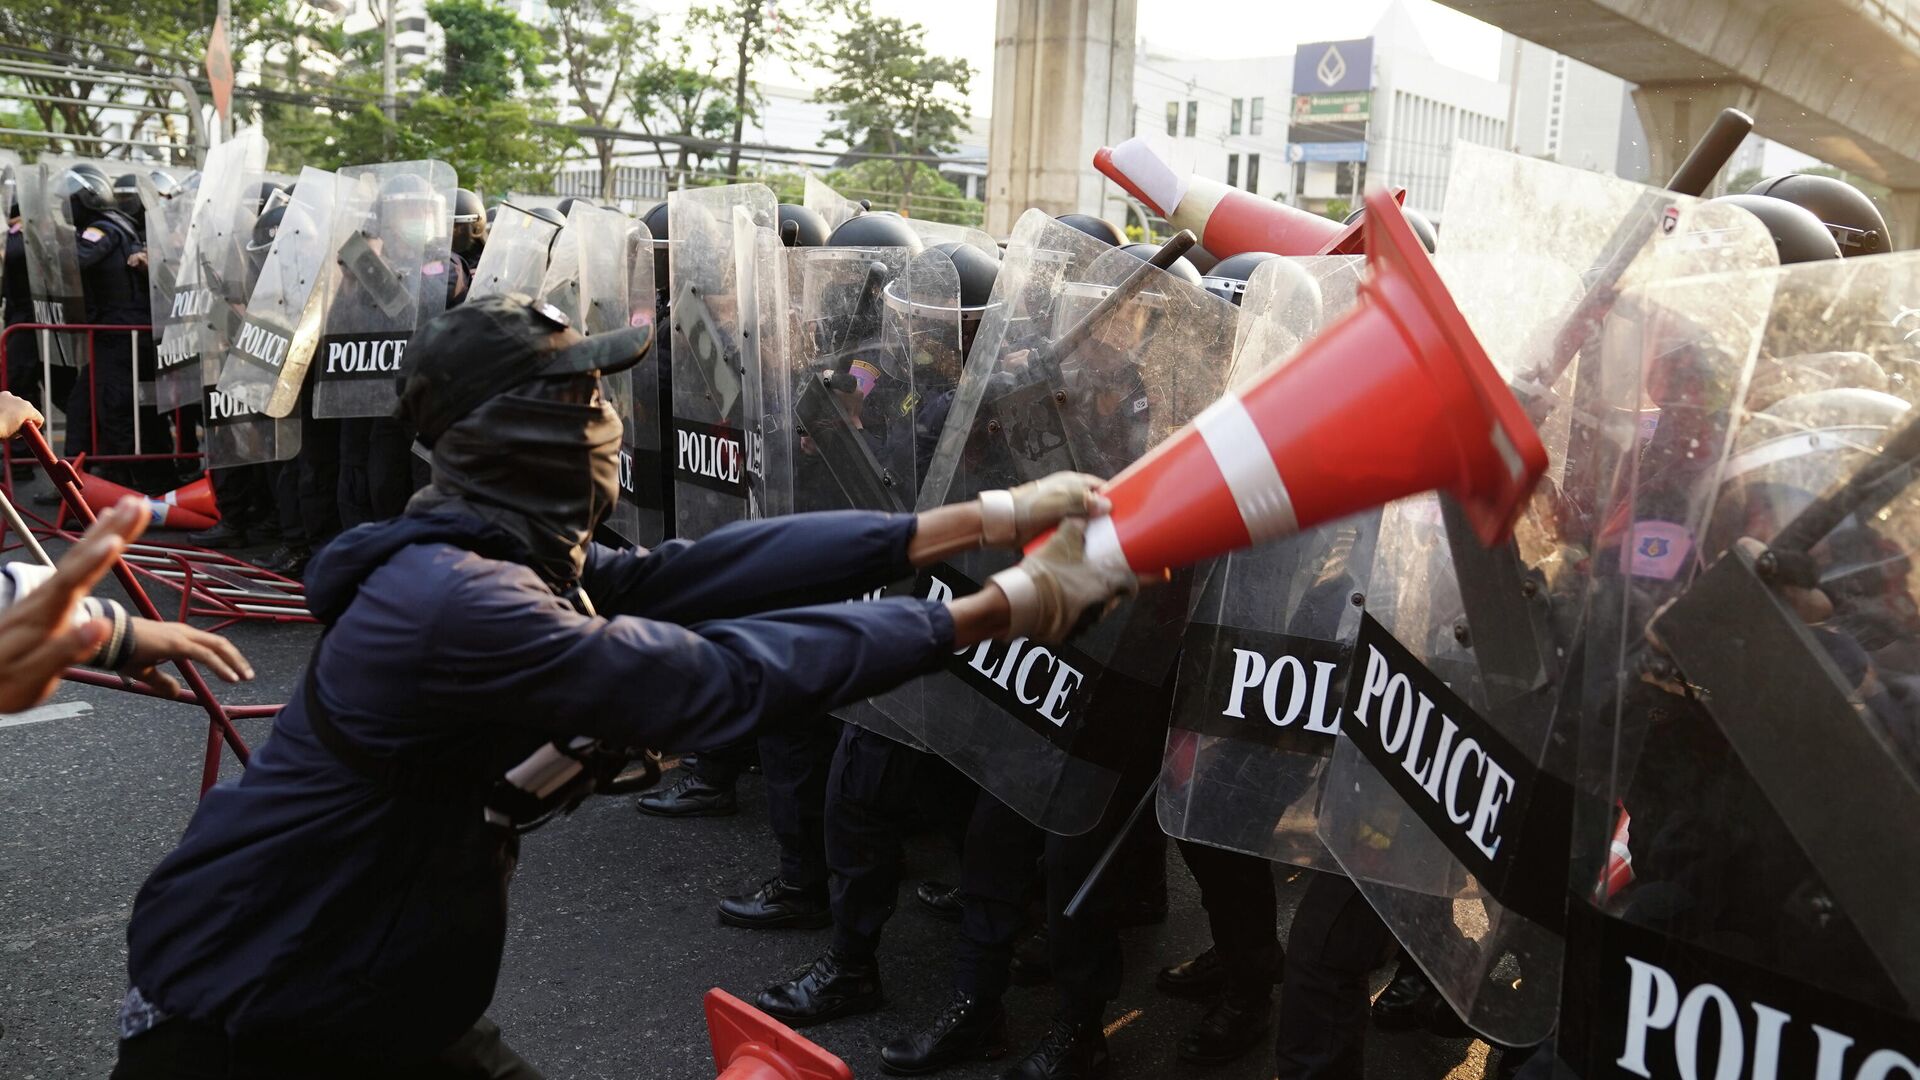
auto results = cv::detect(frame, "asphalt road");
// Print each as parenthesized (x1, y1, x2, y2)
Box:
(0, 510, 1497, 1080)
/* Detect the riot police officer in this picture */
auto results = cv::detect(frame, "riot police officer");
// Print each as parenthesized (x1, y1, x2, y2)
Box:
(3, 200, 75, 475)
(1746, 172, 1891, 257)
(452, 187, 487, 270)
(61, 166, 170, 490)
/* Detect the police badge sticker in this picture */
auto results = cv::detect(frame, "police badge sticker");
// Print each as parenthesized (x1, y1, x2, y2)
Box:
(1661, 205, 1681, 235)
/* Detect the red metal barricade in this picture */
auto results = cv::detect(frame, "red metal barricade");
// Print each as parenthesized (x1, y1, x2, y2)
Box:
(2, 422, 278, 795)
(1, 321, 313, 629)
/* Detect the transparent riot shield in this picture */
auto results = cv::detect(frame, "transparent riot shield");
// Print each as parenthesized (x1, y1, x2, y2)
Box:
(313, 160, 456, 419)
(623, 217, 668, 547)
(868, 209, 1237, 835)
(1156, 256, 1368, 867)
(15, 162, 87, 368)
(138, 170, 196, 407)
(468, 202, 561, 303)
(215, 167, 339, 418)
(161, 130, 269, 413)
(201, 145, 299, 469)
(1556, 253, 1920, 1074)
(903, 218, 998, 259)
(544, 202, 651, 543)
(803, 174, 865, 232)
(667, 184, 777, 539)
(1312, 146, 1779, 1046)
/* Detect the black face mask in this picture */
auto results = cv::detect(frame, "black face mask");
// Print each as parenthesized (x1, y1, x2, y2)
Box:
(412, 375, 622, 589)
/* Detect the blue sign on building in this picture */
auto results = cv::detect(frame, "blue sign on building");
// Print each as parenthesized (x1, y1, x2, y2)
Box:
(1291, 38, 1374, 94)
(1284, 141, 1369, 164)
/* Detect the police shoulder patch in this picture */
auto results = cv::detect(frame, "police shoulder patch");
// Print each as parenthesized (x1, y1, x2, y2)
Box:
(1131, 395, 1150, 413)
(81, 226, 107, 243)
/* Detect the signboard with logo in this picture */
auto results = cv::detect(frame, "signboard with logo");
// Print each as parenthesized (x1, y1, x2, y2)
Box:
(1292, 91, 1372, 124)
(1285, 141, 1369, 164)
(1292, 38, 1373, 94)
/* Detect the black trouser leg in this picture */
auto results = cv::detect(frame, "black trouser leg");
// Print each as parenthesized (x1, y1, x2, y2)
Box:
(759, 713, 839, 890)
(1044, 759, 1162, 1026)
(366, 416, 422, 520)
(298, 410, 341, 548)
(1273, 871, 1398, 1080)
(825, 725, 925, 960)
(336, 418, 373, 528)
(1178, 838, 1280, 994)
(955, 790, 1044, 1006)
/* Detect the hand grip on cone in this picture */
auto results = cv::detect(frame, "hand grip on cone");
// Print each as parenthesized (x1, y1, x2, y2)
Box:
(1094, 137, 1364, 258)
(705, 988, 852, 1080)
(1041, 187, 1548, 578)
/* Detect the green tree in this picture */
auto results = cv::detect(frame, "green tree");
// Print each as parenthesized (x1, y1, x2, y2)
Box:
(548, 0, 649, 199)
(814, 1, 971, 216)
(427, 0, 549, 99)
(1725, 165, 1764, 195)
(625, 34, 741, 176)
(685, 0, 818, 180)
(824, 159, 981, 226)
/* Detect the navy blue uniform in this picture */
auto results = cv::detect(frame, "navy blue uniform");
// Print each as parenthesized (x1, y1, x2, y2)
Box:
(70, 211, 169, 486)
(123, 509, 952, 1062)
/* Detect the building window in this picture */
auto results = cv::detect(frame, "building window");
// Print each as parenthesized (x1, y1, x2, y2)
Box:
(1231, 98, 1243, 135)
(1246, 153, 1260, 193)
(399, 15, 427, 32)
(1167, 101, 1179, 136)
(1227, 154, 1240, 188)
(1249, 97, 1264, 135)
(1185, 100, 1198, 137)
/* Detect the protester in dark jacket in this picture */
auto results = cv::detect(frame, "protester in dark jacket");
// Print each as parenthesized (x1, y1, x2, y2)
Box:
(113, 295, 1136, 1078)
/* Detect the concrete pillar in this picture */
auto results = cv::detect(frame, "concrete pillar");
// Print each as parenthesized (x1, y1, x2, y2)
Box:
(984, 0, 1137, 236)
(1630, 81, 1760, 193)
(1885, 190, 1920, 251)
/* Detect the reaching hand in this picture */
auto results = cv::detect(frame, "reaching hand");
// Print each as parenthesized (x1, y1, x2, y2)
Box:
(979, 471, 1111, 548)
(988, 517, 1143, 644)
(0, 499, 145, 712)
(0, 390, 44, 440)
(119, 617, 255, 699)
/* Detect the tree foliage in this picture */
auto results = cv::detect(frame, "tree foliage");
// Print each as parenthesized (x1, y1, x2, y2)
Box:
(814, 1, 971, 215)
(625, 29, 742, 176)
(685, 0, 818, 180)
(824, 159, 980, 226)
(548, 0, 647, 198)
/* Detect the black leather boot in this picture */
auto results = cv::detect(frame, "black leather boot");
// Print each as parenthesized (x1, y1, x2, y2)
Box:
(634, 770, 737, 818)
(1372, 961, 1466, 1036)
(1000, 1017, 1110, 1080)
(1176, 990, 1272, 1065)
(755, 948, 884, 1026)
(880, 990, 1009, 1075)
(717, 875, 831, 929)
(188, 519, 254, 549)
(914, 879, 963, 921)
(1156, 945, 1228, 1000)
(1008, 926, 1050, 986)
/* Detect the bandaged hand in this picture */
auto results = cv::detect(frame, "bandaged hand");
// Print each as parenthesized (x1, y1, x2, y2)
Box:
(988, 517, 1139, 644)
(977, 471, 1109, 548)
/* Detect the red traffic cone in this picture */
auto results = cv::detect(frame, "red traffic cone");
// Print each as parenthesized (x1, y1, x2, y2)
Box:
(705, 989, 852, 1080)
(1095, 138, 1363, 257)
(160, 475, 220, 521)
(1065, 186, 1548, 578)
(76, 468, 219, 532)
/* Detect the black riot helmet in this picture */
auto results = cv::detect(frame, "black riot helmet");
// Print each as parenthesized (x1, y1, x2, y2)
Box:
(1747, 173, 1889, 257)
(112, 173, 144, 221)
(1117, 241, 1203, 288)
(554, 196, 586, 217)
(827, 211, 922, 252)
(248, 204, 288, 255)
(529, 205, 567, 227)
(1713, 194, 1842, 264)
(245, 180, 289, 216)
(1200, 251, 1278, 306)
(452, 187, 487, 258)
(642, 200, 669, 287)
(1343, 204, 1438, 253)
(485, 206, 499, 227)
(1055, 213, 1125, 247)
(933, 241, 999, 314)
(778, 203, 830, 248)
(57, 166, 116, 228)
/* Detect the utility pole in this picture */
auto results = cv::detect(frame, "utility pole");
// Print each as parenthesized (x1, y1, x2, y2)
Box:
(382, 0, 399, 145)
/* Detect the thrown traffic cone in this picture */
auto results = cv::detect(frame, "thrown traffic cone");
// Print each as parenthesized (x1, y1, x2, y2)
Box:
(159, 475, 219, 521)
(1096, 137, 1365, 257)
(1060, 186, 1548, 578)
(705, 988, 851, 1080)
(75, 467, 219, 531)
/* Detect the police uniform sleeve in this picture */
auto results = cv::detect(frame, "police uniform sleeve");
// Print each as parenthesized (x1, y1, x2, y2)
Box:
(74, 225, 119, 270)
(430, 563, 954, 750)
(582, 509, 918, 622)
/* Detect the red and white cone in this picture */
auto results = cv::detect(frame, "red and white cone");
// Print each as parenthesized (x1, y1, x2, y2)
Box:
(159, 475, 219, 521)
(1095, 137, 1365, 258)
(1055, 186, 1548, 578)
(705, 989, 852, 1080)
(76, 469, 218, 531)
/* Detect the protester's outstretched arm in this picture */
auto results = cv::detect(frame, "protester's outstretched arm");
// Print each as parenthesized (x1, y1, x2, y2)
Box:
(0, 498, 255, 710)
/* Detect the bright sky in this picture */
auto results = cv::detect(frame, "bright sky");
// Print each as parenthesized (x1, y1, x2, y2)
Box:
(648, 0, 1505, 118)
